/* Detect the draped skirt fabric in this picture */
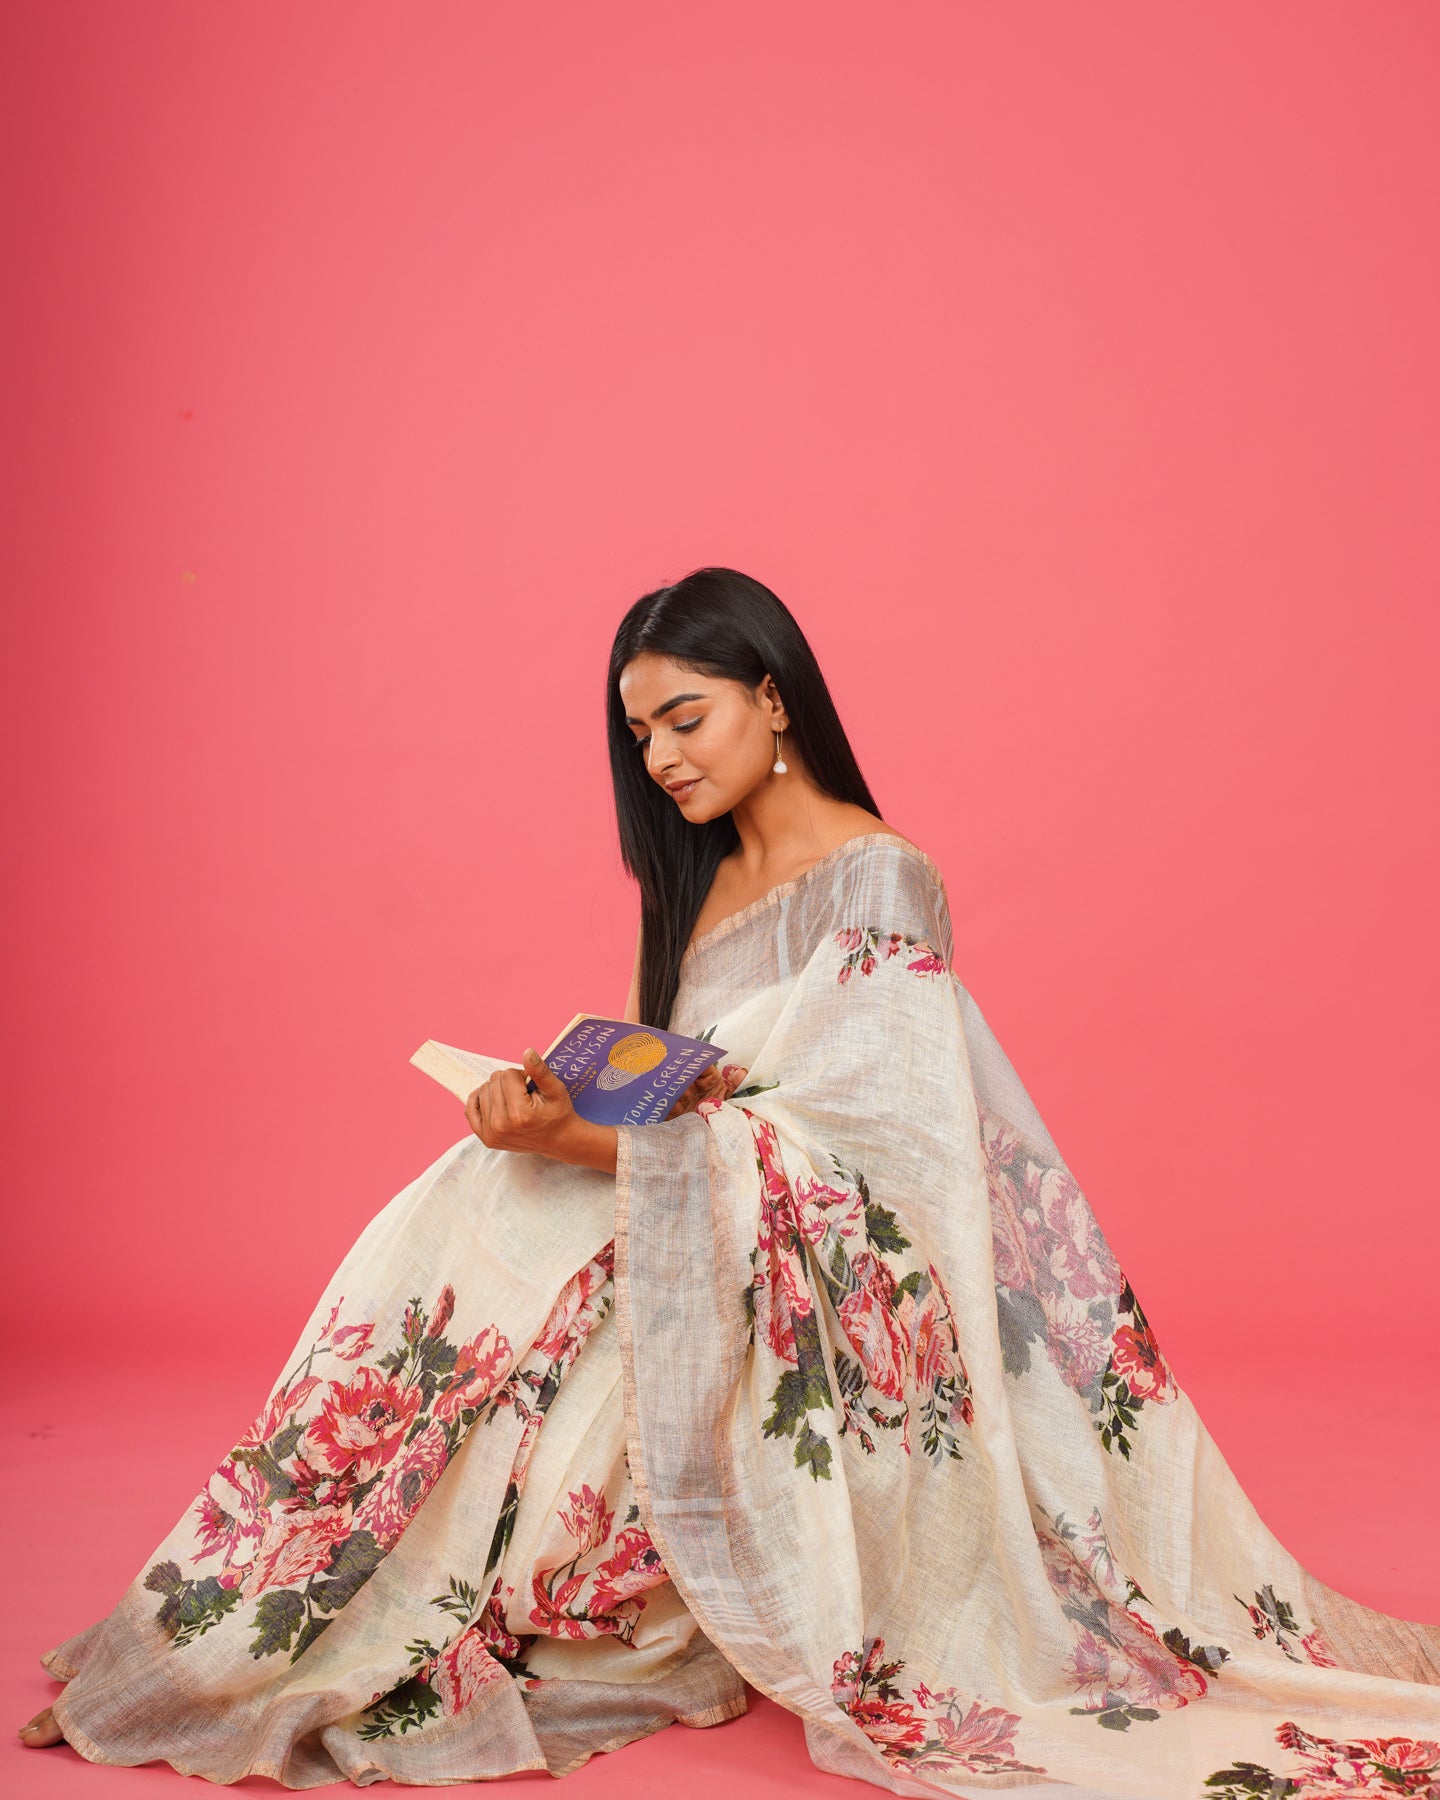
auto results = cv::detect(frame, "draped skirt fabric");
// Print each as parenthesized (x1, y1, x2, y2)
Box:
(41, 836, 1440, 1796)
(43, 1136, 746, 1786)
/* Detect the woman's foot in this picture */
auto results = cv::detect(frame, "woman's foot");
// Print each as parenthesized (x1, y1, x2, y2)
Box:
(18, 1705, 65, 1747)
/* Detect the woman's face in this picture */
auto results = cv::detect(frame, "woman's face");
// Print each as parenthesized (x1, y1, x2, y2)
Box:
(618, 652, 787, 820)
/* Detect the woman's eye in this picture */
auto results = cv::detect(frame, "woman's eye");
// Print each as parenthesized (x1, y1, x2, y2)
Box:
(633, 718, 701, 751)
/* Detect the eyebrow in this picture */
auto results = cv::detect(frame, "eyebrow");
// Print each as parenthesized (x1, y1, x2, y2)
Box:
(623, 691, 708, 726)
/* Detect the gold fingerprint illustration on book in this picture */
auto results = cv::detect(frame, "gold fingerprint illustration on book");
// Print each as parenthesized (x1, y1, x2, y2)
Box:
(596, 1031, 668, 1089)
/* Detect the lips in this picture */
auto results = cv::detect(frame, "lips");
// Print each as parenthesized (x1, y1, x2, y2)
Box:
(666, 778, 702, 798)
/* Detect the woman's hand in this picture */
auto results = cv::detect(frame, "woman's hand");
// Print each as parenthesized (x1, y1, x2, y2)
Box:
(664, 1064, 728, 1119)
(465, 1049, 618, 1173)
(466, 1048, 589, 1164)
(664, 1062, 749, 1119)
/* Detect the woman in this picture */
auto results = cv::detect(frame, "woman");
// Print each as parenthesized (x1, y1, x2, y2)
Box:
(20, 566, 1440, 1794)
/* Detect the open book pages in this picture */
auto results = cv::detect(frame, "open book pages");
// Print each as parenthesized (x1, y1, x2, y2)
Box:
(410, 1012, 728, 1128)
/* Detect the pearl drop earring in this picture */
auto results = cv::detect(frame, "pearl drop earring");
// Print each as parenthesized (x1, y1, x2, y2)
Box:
(773, 729, 788, 774)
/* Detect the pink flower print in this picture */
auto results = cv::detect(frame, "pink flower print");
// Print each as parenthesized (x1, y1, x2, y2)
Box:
(192, 1492, 239, 1562)
(934, 1700, 1028, 1767)
(831, 1638, 926, 1753)
(794, 1172, 864, 1247)
(1040, 1522, 1208, 1715)
(244, 1503, 353, 1598)
(747, 1111, 814, 1362)
(905, 942, 947, 977)
(839, 1279, 909, 1402)
(1036, 1527, 1098, 1606)
(717, 1061, 749, 1095)
(1042, 1293, 1112, 1393)
(750, 1115, 797, 1254)
(476, 1579, 526, 1663)
(835, 927, 866, 953)
(238, 1374, 322, 1453)
(1351, 1735, 1440, 1785)
(528, 1567, 593, 1639)
(1272, 1722, 1440, 1796)
(331, 1322, 376, 1362)
(988, 1171, 1036, 1292)
(1110, 1320, 1177, 1405)
(434, 1324, 513, 1423)
(428, 1284, 455, 1338)
(192, 1457, 273, 1579)
(1109, 1608, 1208, 1707)
(283, 1450, 362, 1515)
(1041, 1170, 1124, 1302)
(905, 1274, 957, 1393)
(1076, 1508, 1122, 1596)
(850, 1249, 898, 1305)
(851, 1695, 927, 1753)
(590, 1524, 667, 1618)
(752, 1233, 812, 1362)
(507, 1408, 545, 1494)
(1065, 1629, 1119, 1709)
(435, 1626, 508, 1713)
(558, 1483, 614, 1554)
(978, 1104, 1025, 1169)
(831, 1647, 865, 1708)
(1300, 1626, 1339, 1667)
(531, 1251, 612, 1361)
(304, 1366, 422, 1481)
(199, 1456, 272, 1584)
(353, 1420, 450, 1547)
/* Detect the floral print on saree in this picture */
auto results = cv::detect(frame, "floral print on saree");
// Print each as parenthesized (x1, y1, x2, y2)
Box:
(41, 835, 1440, 1795)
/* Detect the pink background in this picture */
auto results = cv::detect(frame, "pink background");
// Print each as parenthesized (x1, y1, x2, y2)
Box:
(4, 2, 1437, 1791)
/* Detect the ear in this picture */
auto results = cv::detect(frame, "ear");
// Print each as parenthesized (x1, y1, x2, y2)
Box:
(759, 672, 789, 731)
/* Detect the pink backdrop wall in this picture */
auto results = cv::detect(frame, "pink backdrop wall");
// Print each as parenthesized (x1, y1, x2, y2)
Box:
(4, 0, 1437, 1407)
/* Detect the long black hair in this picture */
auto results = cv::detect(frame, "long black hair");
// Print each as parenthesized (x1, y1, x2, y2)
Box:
(606, 566, 882, 1029)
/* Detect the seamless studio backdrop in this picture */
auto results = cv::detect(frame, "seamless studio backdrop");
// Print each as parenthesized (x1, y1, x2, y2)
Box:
(3, 3, 1437, 1795)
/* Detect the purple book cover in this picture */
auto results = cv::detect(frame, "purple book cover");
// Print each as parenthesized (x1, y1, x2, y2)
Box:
(533, 1012, 728, 1127)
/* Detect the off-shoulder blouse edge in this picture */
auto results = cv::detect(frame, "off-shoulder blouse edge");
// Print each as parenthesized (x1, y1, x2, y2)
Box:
(682, 833, 944, 961)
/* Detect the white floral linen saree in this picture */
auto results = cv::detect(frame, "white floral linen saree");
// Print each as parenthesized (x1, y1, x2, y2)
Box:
(43, 834, 1440, 1795)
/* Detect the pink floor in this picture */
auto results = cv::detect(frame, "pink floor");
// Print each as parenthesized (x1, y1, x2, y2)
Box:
(7, 1355, 1438, 1798)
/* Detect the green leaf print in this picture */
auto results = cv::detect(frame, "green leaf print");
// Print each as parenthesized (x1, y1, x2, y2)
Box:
(795, 1421, 833, 1481)
(356, 1675, 443, 1740)
(311, 1530, 385, 1613)
(762, 1365, 834, 1441)
(863, 1200, 911, 1256)
(249, 1588, 306, 1659)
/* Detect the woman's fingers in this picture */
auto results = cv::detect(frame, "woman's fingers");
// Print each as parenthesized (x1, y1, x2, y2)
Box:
(494, 1067, 531, 1130)
(466, 1062, 569, 1152)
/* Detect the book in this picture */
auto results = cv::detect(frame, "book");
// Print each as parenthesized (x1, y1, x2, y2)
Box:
(410, 1012, 729, 1128)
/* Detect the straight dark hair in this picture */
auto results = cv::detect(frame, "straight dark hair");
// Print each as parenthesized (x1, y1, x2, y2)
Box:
(606, 566, 882, 1029)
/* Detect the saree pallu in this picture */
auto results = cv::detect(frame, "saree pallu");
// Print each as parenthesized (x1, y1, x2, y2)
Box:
(43, 835, 1440, 1795)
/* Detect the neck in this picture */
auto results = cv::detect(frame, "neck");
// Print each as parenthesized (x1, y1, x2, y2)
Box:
(726, 773, 858, 877)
